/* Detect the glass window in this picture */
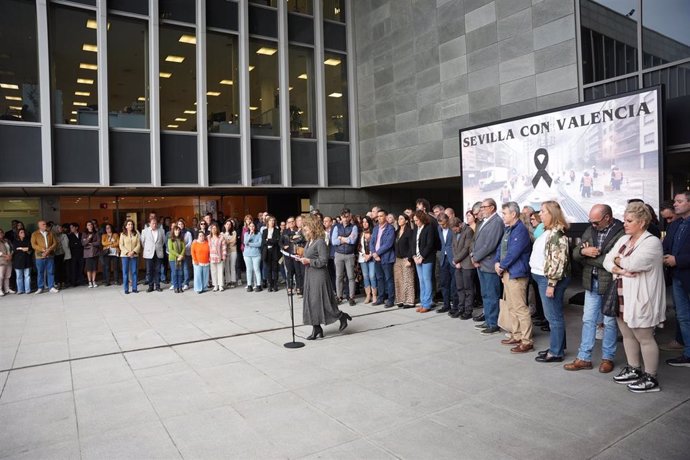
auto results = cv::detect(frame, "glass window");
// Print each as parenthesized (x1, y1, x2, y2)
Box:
(323, 0, 345, 22)
(643, 63, 690, 99)
(249, 38, 279, 136)
(159, 0, 195, 24)
(207, 32, 240, 134)
(109, 0, 148, 15)
(251, 138, 281, 184)
(207, 0, 238, 31)
(287, 0, 312, 15)
(583, 76, 638, 101)
(324, 52, 348, 141)
(288, 13, 314, 45)
(327, 142, 350, 186)
(249, 4, 278, 38)
(289, 46, 315, 138)
(580, 0, 638, 84)
(642, 1, 690, 68)
(160, 24, 197, 132)
(108, 15, 149, 129)
(323, 21, 346, 52)
(0, 198, 40, 234)
(249, 0, 277, 7)
(49, 4, 98, 126)
(0, 124, 42, 182)
(0, 0, 39, 123)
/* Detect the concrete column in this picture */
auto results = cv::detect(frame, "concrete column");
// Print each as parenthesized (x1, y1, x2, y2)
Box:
(238, 0, 252, 186)
(36, 0, 53, 185)
(277, 0, 291, 186)
(313, 0, 327, 186)
(97, 0, 110, 185)
(196, 0, 209, 186)
(149, 0, 161, 186)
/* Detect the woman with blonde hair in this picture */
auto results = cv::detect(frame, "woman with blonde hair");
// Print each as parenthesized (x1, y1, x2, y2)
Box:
(222, 219, 238, 288)
(208, 223, 227, 292)
(604, 202, 665, 393)
(299, 215, 351, 339)
(530, 201, 571, 363)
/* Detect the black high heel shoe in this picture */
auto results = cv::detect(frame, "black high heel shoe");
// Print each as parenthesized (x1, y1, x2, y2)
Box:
(306, 325, 324, 340)
(339, 312, 352, 332)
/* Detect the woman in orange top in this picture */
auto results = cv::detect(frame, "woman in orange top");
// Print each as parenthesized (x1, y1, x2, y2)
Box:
(101, 223, 120, 286)
(191, 231, 210, 293)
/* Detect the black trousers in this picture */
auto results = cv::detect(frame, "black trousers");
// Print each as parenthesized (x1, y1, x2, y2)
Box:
(146, 255, 161, 288)
(263, 250, 280, 288)
(69, 255, 84, 286)
(455, 267, 475, 314)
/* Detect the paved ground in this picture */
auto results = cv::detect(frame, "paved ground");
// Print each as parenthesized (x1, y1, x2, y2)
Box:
(0, 283, 688, 459)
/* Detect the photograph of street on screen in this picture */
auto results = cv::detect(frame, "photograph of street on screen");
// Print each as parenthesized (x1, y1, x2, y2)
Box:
(460, 89, 660, 223)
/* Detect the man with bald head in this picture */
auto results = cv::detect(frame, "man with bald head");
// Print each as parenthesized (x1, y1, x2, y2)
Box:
(567, 204, 624, 373)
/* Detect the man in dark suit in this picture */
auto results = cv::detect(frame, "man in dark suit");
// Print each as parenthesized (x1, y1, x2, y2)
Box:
(436, 214, 458, 314)
(662, 191, 690, 367)
(371, 208, 396, 307)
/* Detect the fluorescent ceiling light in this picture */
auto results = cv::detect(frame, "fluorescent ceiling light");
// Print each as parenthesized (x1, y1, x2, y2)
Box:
(86, 19, 109, 30)
(137, 96, 146, 101)
(165, 55, 185, 63)
(82, 44, 98, 52)
(207, 91, 221, 96)
(73, 101, 87, 106)
(219, 79, 233, 85)
(248, 65, 255, 71)
(69, 118, 77, 123)
(9, 105, 22, 110)
(324, 58, 341, 66)
(179, 34, 196, 45)
(79, 63, 97, 70)
(167, 124, 178, 128)
(184, 110, 196, 114)
(77, 78, 94, 84)
(75, 91, 90, 96)
(249, 106, 258, 111)
(71, 110, 77, 114)
(159, 72, 172, 78)
(328, 92, 343, 98)
(256, 47, 277, 56)
(175, 118, 186, 122)
(5, 95, 21, 101)
(0, 83, 19, 89)
(298, 73, 308, 80)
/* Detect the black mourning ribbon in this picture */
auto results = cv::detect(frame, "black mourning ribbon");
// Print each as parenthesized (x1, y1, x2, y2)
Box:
(532, 148, 553, 188)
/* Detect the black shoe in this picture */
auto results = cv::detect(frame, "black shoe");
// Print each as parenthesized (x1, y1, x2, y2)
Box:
(105, 282, 111, 286)
(156, 286, 162, 292)
(460, 312, 473, 320)
(533, 319, 549, 327)
(537, 349, 549, 357)
(402, 304, 415, 309)
(372, 300, 383, 306)
(255, 286, 263, 292)
(541, 325, 551, 332)
(480, 326, 501, 335)
(261, 282, 267, 289)
(613, 365, 644, 384)
(306, 325, 324, 340)
(535, 354, 564, 363)
(473, 313, 485, 322)
(473, 322, 487, 329)
(449, 310, 461, 318)
(339, 312, 352, 332)
(437, 306, 451, 314)
(246, 286, 253, 292)
(146, 286, 154, 293)
(665, 355, 690, 367)
(124, 291, 129, 295)
(384, 302, 394, 308)
(348, 298, 356, 306)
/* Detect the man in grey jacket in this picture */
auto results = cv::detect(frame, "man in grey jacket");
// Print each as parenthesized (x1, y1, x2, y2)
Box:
(141, 217, 166, 292)
(451, 217, 475, 319)
(470, 198, 505, 334)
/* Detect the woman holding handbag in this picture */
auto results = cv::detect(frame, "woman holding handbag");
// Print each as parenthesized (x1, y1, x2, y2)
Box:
(101, 224, 120, 286)
(603, 202, 665, 393)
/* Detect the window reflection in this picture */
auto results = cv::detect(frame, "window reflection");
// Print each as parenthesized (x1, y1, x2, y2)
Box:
(642, 1, 690, 68)
(249, 38, 280, 137)
(207, 31, 239, 134)
(287, 0, 312, 15)
(50, 4, 98, 126)
(324, 52, 348, 141)
(160, 24, 196, 131)
(249, 0, 277, 7)
(289, 46, 315, 138)
(0, 0, 39, 122)
(323, 0, 345, 22)
(108, 15, 149, 129)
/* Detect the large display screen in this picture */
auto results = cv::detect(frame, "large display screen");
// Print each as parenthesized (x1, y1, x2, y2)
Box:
(459, 87, 662, 222)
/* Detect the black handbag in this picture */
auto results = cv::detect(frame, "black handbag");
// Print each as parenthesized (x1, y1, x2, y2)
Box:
(601, 278, 619, 317)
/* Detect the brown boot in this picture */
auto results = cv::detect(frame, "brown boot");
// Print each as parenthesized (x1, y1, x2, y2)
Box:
(563, 358, 593, 371)
(364, 286, 371, 304)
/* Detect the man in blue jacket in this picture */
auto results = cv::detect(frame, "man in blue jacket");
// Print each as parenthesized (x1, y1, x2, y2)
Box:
(662, 191, 690, 367)
(471, 198, 505, 334)
(371, 208, 396, 307)
(437, 214, 458, 314)
(494, 202, 533, 350)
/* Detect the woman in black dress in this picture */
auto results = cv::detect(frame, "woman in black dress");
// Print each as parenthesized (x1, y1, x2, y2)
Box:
(299, 215, 352, 340)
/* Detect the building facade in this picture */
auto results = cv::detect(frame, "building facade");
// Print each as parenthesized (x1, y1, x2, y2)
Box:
(0, 0, 689, 227)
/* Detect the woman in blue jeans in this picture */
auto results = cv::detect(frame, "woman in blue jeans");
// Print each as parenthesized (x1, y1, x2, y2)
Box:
(413, 210, 437, 313)
(357, 216, 377, 303)
(12, 228, 32, 294)
(529, 201, 571, 362)
(243, 222, 263, 292)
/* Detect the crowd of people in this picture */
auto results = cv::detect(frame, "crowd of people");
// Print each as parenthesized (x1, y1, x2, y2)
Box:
(1, 194, 689, 393)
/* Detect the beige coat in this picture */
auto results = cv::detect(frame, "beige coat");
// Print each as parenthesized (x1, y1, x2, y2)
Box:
(119, 231, 142, 257)
(603, 231, 666, 328)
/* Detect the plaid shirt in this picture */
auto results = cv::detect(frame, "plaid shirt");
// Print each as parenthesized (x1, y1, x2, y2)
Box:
(592, 223, 614, 278)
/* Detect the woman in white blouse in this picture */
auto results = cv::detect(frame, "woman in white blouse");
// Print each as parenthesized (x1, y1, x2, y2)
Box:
(604, 202, 665, 393)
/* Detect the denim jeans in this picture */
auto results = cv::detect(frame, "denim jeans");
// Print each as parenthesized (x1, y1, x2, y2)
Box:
(193, 264, 209, 292)
(439, 259, 458, 309)
(361, 260, 377, 288)
(533, 274, 570, 357)
(244, 255, 261, 287)
(671, 278, 690, 358)
(170, 261, 183, 290)
(477, 270, 501, 328)
(35, 257, 55, 290)
(183, 255, 192, 287)
(121, 257, 138, 292)
(416, 262, 433, 308)
(577, 278, 618, 361)
(15, 268, 31, 293)
(375, 261, 395, 304)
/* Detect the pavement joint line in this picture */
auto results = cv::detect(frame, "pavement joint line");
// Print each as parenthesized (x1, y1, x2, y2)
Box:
(588, 395, 690, 459)
(0, 307, 426, 373)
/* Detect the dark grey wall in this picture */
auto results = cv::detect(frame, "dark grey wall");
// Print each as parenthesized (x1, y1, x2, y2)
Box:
(353, 0, 580, 187)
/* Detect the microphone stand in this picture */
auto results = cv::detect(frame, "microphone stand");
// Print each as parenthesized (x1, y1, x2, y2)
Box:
(282, 251, 304, 349)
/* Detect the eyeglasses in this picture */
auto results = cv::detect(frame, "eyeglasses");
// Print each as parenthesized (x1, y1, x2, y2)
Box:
(479, 205, 491, 209)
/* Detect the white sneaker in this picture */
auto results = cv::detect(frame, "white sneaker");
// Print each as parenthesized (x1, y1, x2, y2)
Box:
(0, 291, 4, 297)
(88, 283, 93, 288)
(212, 286, 219, 292)
(219, 286, 225, 292)
(7, 289, 15, 294)
(35, 288, 43, 294)
(92, 283, 98, 288)
(182, 285, 189, 291)
(169, 285, 175, 290)
(50, 287, 59, 293)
